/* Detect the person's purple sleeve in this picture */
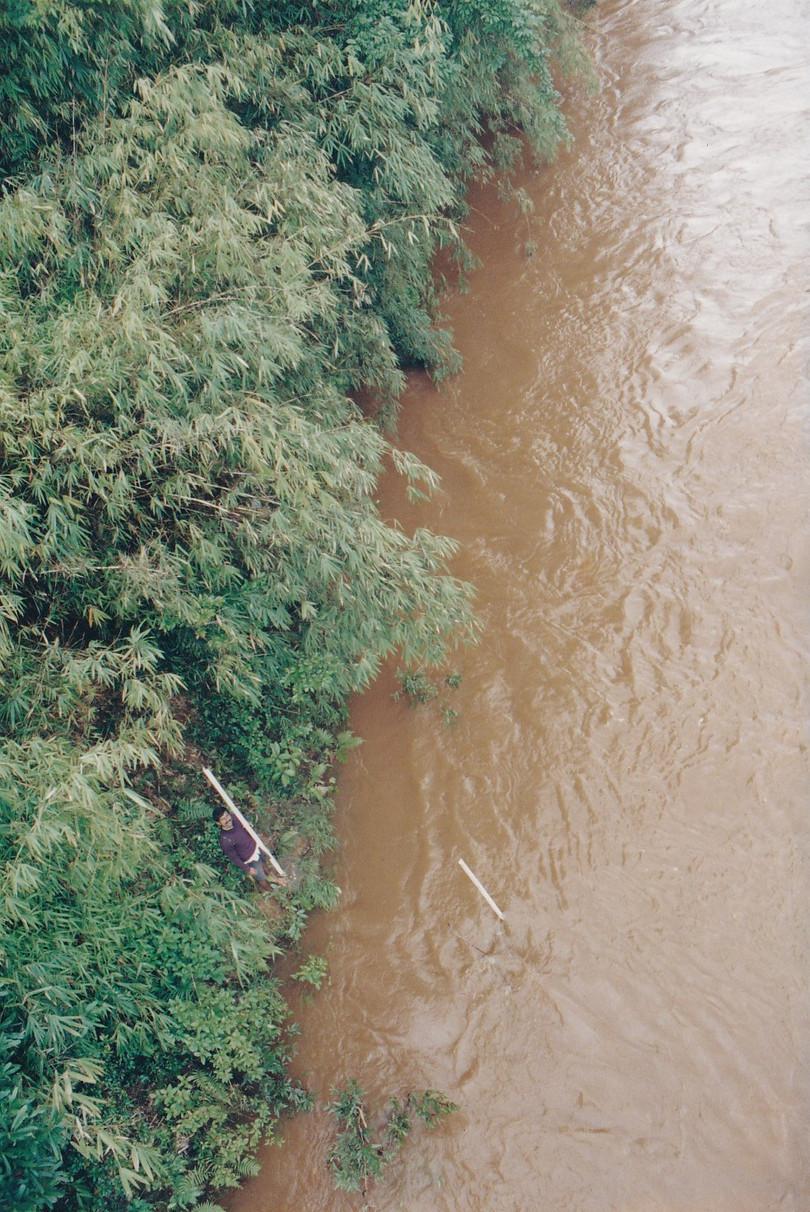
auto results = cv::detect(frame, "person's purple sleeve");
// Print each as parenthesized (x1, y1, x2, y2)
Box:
(219, 829, 251, 872)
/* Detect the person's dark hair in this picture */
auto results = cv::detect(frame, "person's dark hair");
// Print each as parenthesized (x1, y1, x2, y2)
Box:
(212, 806, 228, 824)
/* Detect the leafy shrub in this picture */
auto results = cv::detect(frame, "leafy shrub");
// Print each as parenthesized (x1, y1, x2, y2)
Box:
(0, 1038, 66, 1212)
(327, 1080, 459, 1194)
(394, 668, 441, 705)
(292, 954, 329, 991)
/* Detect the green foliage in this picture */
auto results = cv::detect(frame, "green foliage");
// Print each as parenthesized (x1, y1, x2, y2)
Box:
(395, 665, 463, 724)
(0, 0, 171, 178)
(0, 1037, 66, 1212)
(0, 0, 581, 1208)
(292, 954, 329, 991)
(0, 760, 297, 1209)
(410, 1088, 460, 1126)
(395, 668, 441, 705)
(327, 1080, 384, 1193)
(326, 1080, 459, 1194)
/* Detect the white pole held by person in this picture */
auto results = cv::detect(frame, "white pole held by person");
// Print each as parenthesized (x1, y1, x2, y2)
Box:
(203, 767, 287, 879)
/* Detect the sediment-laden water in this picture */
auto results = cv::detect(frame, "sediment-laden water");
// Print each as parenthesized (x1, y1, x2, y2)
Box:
(229, 0, 810, 1207)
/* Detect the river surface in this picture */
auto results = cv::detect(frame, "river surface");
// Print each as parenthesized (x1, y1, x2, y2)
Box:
(230, 0, 810, 1207)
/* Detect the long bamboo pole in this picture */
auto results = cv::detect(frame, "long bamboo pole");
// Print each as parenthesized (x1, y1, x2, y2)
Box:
(457, 857, 505, 921)
(203, 767, 287, 878)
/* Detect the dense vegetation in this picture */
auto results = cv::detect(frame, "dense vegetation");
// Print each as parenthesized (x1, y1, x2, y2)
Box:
(0, 1, 581, 1208)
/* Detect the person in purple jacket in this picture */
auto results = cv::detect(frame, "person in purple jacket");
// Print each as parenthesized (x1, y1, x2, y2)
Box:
(212, 806, 284, 891)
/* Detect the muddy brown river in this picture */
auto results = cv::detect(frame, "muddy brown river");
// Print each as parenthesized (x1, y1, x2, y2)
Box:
(229, 0, 810, 1208)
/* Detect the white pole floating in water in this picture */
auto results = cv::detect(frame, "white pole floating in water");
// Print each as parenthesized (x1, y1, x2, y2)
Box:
(203, 766, 287, 879)
(457, 857, 505, 921)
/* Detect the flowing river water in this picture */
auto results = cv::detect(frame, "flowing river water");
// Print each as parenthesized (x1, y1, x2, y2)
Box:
(230, 0, 810, 1207)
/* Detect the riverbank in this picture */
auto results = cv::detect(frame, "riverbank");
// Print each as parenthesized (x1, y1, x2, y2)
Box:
(0, 4, 586, 1210)
(226, 0, 810, 1206)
